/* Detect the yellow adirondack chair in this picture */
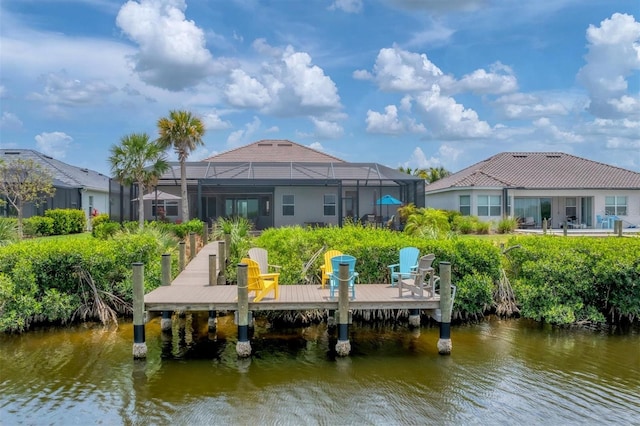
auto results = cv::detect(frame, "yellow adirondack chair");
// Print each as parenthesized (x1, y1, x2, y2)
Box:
(241, 258, 279, 302)
(320, 250, 342, 289)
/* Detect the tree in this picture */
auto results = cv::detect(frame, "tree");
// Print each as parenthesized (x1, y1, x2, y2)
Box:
(109, 133, 169, 229)
(157, 110, 206, 221)
(398, 165, 450, 183)
(0, 158, 56, 238)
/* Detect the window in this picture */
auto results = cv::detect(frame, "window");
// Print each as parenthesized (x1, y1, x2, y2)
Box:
(282, 194, 294, 216)
(605, 196, 627, 216)
(565, 197, 576, 218)
(477, 195, 501, 216)
(323, 194, 336, 216)
(459, 195, 471, 216)
(152, 200, 179, 217)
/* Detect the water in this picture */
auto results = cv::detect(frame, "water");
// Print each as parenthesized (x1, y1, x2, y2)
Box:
(1, 315, 638, 425)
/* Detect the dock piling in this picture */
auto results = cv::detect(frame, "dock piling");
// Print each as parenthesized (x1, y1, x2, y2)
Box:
(335, 262, 351, 357)
(160, 253, 173, 331)
(209, 254, 216, 286)
(437, 262, 452, 355)
(217, 241, 226, 285)
(189, 232, 196, 260)
(408, 308, 420, 328)
(236, 263, 251, 357)
(179, 241, 186, 272)
(132, 262, 147, 359)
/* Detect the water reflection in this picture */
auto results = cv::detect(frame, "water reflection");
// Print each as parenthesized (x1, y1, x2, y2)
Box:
(0, 316, 638, 425)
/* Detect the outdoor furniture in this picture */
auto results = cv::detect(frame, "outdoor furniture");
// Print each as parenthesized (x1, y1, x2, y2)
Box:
(329, 254, 358, 299)
(320, 249, 342, 289)
(388, 246, 420, 287)
(248, 247, 281, 274)
(398, 254, 438, 298)
(519, 217, 536, 228)
(241, 258, 279, 302)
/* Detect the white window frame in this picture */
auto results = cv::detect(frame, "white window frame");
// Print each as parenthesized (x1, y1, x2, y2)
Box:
(605, 196, 627, 216)
(459, 195, 471, 216)
(282, 194, 295, 216)
(323, 194, 336, 216)
(477, 195, 501, 217)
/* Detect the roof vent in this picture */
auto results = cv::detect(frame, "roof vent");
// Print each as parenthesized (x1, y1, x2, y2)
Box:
(258, 143, 272, 147)
(513, 155, 528, 158)
(81, 168, 89, 173)
(3, 151, 20, 155)
(277, 143, 292, 147)
(546, 155, 561, 158)
(43, 155, 53, 159)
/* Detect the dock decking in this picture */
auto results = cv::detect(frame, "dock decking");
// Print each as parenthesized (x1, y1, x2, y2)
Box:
(144, 242, 440, 313)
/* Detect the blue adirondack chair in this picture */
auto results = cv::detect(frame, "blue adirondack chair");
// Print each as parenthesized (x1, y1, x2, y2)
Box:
(388, 247, 420, 287)
(329, 255, 358, 299)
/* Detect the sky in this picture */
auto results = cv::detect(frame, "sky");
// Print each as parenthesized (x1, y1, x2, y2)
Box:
(1, 0, 639, 177)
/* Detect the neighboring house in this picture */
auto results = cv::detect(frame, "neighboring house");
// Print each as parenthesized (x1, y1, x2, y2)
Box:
(424, 152, 640, 229)
(0, 149, 111, 225)
(127, 140, 425, 229)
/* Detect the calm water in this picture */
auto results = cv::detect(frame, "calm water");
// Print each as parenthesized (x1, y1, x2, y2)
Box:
(1, 315, 638, 425)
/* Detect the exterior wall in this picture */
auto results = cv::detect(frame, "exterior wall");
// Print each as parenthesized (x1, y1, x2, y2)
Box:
(274, 186, 341, 227)
(82, 190, 109, 223)
(427, 187, 640, 228)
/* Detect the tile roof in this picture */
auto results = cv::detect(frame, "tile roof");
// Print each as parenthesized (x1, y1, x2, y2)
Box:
(204, 139, 345, 163)
(0, 149, 110, 191)
(425, 152, 640, 192)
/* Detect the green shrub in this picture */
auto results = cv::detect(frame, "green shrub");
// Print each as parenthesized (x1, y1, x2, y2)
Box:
(23, 216, 55, 237)
(452, 273, 494, 321)
(453, 216, 477, 234)
(403, 208, 451, 238)
(0, 218, 18, 246)
(497, 217, 518, 234)
(44, 209, 86, 235)
(475, 221, 491, 234)
(93, 222, 121, 239)
(91, 213, 110, 229)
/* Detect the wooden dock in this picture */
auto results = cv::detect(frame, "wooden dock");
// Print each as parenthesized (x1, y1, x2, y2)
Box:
(144, 242, 440, 313)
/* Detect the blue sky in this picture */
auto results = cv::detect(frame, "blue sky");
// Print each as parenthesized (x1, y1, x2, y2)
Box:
(1, 0, 639, 176)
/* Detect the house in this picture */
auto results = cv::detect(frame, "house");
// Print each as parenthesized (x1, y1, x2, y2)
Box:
(127, 140, 425, 229)
(0, 149, 111, 224)
(424, 152, 640, 229)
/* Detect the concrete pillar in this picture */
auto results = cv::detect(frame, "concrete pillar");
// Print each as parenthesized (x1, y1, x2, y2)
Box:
(236, 263, 251, 357)
(335, 262, 351, 357)
(408, 308, 420, 328)
(179, 241, 186, 272)
(161, 311, 172, 332)
(208, 310, 217, 331)
(217, 241, 226, 285)
(542, 218, 547, 234)
(437, 262, 452, 355)
(132, 262, 147, 359)
(615, 220, 623, 236)
(563, 221, 568, 236)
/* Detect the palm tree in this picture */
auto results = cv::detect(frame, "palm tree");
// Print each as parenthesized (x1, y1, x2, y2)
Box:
(109, 133, 169, 229)
(157, 110, 206, 221)
(426, 166, 450, 183)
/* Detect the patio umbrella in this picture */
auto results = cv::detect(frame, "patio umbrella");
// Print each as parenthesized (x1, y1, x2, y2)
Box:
(132, 190, 181, 201)
(375, 194, 402, 218)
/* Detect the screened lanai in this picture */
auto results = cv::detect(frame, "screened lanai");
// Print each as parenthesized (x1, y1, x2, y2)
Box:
(152, 161, 425, 229)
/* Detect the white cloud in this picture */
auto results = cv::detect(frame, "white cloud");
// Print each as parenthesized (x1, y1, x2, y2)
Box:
(35, 131, 73, 159)
(414, 84, 491, 139)
(225, 69, 271, 108)
(309, 142, 325, 151)
(0, 85, 6, 98)
(450, 64, 518, 95)
(202, 111, 232, 130)
(116, 0, 214, 90)
(606, 137, 640, 151)
(252, 38, 282, 57)
(577, 13, 640, 118)
(0, 112, 23, 130)
(405, 21, 456, 48)
(357, 45, 448, 92)
(226, 116, 261, 147)
(494, 92, 569, 119)
(402, 144, 461, 170)
(533, 117, 584, 143)
(366, 105, 404, 134)
(311, 118, 344, 139)
(27, 71, 118, 107)
(329, 0, 363, 13)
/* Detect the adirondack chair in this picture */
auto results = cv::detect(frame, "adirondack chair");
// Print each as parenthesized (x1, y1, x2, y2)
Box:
(320, 249, 342, 288)
(329, 254, 358, 299)
(398, 254, 438, 298)
(241, 258, 279, 302)
(248, 247, 281, 274)
(388, 247, 420, 287)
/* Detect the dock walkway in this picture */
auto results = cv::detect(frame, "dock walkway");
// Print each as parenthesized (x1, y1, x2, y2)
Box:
(144, 242, 440, 313)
